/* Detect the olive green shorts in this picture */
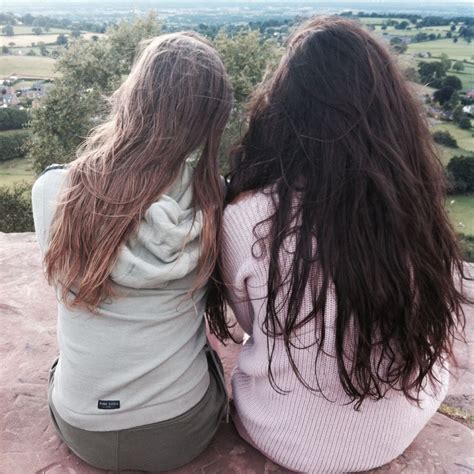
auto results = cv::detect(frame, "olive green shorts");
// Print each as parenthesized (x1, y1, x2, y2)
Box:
(48, 349, 227, 471)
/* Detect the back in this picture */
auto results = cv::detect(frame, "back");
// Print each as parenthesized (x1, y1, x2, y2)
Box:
(32, 164, 210, 431)
(221, 190, 449, 473)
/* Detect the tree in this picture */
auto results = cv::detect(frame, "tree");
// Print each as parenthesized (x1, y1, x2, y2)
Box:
(71, 29, 82, 39)
(0, 130, 29, 161)
(32, 26, 43, 35)
(1, 45, 9, 54)
(447, 155, 474, 192)
(390, 36, 407, 54)
(0, 108, 29, 130)
(0, 183, 34, 233)
(107, 11, 162, 75)
(56, 33, 68, 45)
(395, 21, 409, 30)
(443, 75, 462, 91)
(28, 79, 107, 174)
(38, 42, 48, 56)
(56, 39, 122, 91)
(433, 86, 455, 105)
(432, 130, 458, 147)
(453, 61, 465, 72)
(2, 25, 14, 36)
(28, 13, 162, 174)
(213, 29, 281, 170)
(418, 61, 446, 86)
(214, 29, 281, 103)
(439, 53, 452, 73)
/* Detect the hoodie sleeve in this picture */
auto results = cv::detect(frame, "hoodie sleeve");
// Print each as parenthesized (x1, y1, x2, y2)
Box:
(31, 167, 68, 255)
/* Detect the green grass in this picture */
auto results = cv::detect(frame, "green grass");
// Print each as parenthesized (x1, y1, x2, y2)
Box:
(407, 38, 474, 62)
(432, 123, 474, 152)
(437, 145, 473, 166)
(8, 26, 70, 35)
(0, 157, 35, 188)
(0, 34, 64, 48)
(0, 55, 57, 79)
(446, 194, 474, 236)
(450, 65, 474, 92)
(359, 17, 409, 25)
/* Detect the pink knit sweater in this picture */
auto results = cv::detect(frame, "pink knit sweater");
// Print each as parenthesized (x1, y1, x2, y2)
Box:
(221, 191, 448, 473)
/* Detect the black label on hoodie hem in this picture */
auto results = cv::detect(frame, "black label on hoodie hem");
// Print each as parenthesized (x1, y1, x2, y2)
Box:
(98, 400, 120, 410)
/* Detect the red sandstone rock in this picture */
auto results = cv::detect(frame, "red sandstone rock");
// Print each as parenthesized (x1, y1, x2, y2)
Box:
(0, 233, 472, 474)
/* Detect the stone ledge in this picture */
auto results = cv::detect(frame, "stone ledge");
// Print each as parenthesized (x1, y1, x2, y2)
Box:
(0, 233, 472, 473)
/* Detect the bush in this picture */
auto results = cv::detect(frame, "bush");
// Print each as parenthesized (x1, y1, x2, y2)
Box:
(0, 130, 29, 161)
(0, 108, 29, 131)
(458, 116, 472, 130)
(447, 155, 474, 192)
(432, 130, 458, 148)
(0, 183, 34, 232)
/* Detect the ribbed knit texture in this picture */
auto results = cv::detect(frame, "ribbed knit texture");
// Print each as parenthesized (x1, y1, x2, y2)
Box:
(221, 191, 449, 473)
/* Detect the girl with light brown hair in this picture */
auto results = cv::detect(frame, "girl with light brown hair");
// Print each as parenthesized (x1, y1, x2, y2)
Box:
(32, 32, 232, 471)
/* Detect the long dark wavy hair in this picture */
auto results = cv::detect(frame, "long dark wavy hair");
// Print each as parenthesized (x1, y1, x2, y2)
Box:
(206, 16, 471, 408)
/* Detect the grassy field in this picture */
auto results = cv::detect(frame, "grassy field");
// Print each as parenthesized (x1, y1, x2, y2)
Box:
(1, 31, 104, 48)
(432, 123, 474, 152)
(450, 64, 474, 92)
(0, 157, 35, 188)
(0, 34, 62, 47)
(438, 145, 474, 166)
(446, 194, 474, 236)
(407, 38, 474, 62)
(0, 55, 57, 78)
(9, 26, 70, 35)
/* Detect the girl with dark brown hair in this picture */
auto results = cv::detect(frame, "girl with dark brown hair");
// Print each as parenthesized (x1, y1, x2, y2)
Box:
(32, 32, 232, 471)
(207, 17, 471, 472)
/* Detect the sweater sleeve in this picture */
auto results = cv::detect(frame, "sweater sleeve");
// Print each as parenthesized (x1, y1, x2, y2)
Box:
(221, 199, 264, 336)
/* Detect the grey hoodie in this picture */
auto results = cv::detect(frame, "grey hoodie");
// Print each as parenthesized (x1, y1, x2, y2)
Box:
(32, 163, 210, 431)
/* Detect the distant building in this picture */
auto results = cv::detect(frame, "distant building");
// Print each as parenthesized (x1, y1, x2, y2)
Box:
(1, 87, 19, 106)
(463, 105, 474, 117)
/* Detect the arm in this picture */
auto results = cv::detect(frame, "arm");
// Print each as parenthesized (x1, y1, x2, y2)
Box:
(220, 202, 258, 336)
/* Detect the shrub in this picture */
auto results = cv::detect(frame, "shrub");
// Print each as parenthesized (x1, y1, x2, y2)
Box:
(447, 155, 474, 192)
(458, 116, 472, 130)
(432, 130, 458, 148)
(0, 130, 29, 161)
(0, 182, 34, 233)
(0, 108, 30, 131)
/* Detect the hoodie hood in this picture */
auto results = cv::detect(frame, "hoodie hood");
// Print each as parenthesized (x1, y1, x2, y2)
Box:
(110, 163, 203, 289)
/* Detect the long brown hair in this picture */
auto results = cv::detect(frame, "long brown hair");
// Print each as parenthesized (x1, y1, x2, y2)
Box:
(207, 17, 471, 407)
(45, 32, 232, 310)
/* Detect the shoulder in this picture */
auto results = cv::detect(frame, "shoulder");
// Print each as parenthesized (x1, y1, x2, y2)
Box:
(32, 164, 69, 199)
(223, 189, 274, 254)
(224, 189, 275, 227)
(32, 164, 70, 226)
